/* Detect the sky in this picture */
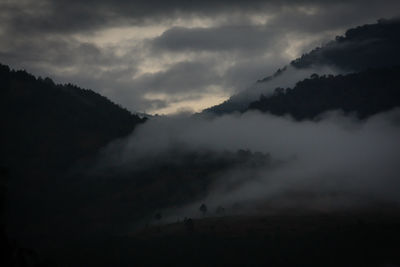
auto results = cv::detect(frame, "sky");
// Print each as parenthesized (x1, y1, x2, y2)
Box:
(1, 0, 400, 114)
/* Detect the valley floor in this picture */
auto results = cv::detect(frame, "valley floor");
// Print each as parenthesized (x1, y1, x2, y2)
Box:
(41, 211, 400, 266)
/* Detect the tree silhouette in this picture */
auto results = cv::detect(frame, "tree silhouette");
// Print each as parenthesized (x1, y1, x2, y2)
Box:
(184, 218, 194, 232)
(199, 204, 207, 216)
(154, 212, 162, 221)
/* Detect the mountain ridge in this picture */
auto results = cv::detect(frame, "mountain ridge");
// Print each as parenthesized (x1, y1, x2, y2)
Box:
(248, 66, 400, 120)
(0, 63, 146, 172)
(204, 18, 400, 115)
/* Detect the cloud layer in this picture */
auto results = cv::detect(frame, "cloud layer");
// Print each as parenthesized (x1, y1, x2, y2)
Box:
(1, 0, 400, 113)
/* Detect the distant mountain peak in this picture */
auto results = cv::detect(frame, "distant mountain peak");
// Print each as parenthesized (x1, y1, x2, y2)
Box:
(204, 18, 400, 115)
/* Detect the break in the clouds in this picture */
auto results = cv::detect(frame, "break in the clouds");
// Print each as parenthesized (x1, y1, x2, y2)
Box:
(1, 0, 400, 114)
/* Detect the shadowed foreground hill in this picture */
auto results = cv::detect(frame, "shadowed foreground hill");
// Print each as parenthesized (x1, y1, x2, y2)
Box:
(0, 63, 145, 172)
(248, 67, 400, 120)
(0, 63, 145, 265)
(41, 213, 400, 266)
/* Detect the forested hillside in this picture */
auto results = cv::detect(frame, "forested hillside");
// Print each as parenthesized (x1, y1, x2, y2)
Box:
(0, 63, 145, 172)
(205, 18, 400, 115)
(248, 67, 400, 119)
(291, 18, 400, 71)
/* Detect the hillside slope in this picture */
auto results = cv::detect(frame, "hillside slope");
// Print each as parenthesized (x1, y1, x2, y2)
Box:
(0, 63, 145, 172)
(248, 67, 400, 120)
(205, 18, 400, 115)
(290, 18, 400, 71)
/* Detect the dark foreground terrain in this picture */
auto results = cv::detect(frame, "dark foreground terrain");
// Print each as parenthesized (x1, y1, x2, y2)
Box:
(27, 212, 400, 267)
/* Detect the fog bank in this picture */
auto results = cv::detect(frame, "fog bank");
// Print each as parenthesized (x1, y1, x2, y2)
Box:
(97, 108, 400, 220)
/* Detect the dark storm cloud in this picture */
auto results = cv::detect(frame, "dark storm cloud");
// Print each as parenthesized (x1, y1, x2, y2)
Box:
(0, 0, 283, 34)
(2, 0, 400, 35)
(0, 37, 107, 68)
(150, 1, 400, 54)
(151, 25, 278, 52)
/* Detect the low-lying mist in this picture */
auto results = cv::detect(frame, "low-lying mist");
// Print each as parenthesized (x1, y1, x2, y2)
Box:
(241, 65, 341, 100)
(6, 106, 400, 248)
(95, 108, 400, 222)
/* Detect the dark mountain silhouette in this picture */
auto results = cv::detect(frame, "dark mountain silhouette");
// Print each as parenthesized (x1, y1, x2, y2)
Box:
(0, 63, 146, 265)
(291, 18, 400, 71)
(205, 18, 400, 115)
(247, 67, 400, 120)
(0, 63, 145, 172)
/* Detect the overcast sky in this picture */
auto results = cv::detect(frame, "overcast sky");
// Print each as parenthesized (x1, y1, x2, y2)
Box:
(1, 0, 400, 114)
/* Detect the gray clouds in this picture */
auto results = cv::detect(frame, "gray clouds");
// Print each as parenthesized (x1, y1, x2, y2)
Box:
(0, 0, 398, 33)
(151, 25, 279, 53)
(2, 0, 400, 34)
(1, 0, 400, 113)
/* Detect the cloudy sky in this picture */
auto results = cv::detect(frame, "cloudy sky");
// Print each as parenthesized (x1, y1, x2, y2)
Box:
(1, 0, 399, 114)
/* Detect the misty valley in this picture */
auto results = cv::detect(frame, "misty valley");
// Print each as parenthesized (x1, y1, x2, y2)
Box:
(1, 17, 400, 267)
